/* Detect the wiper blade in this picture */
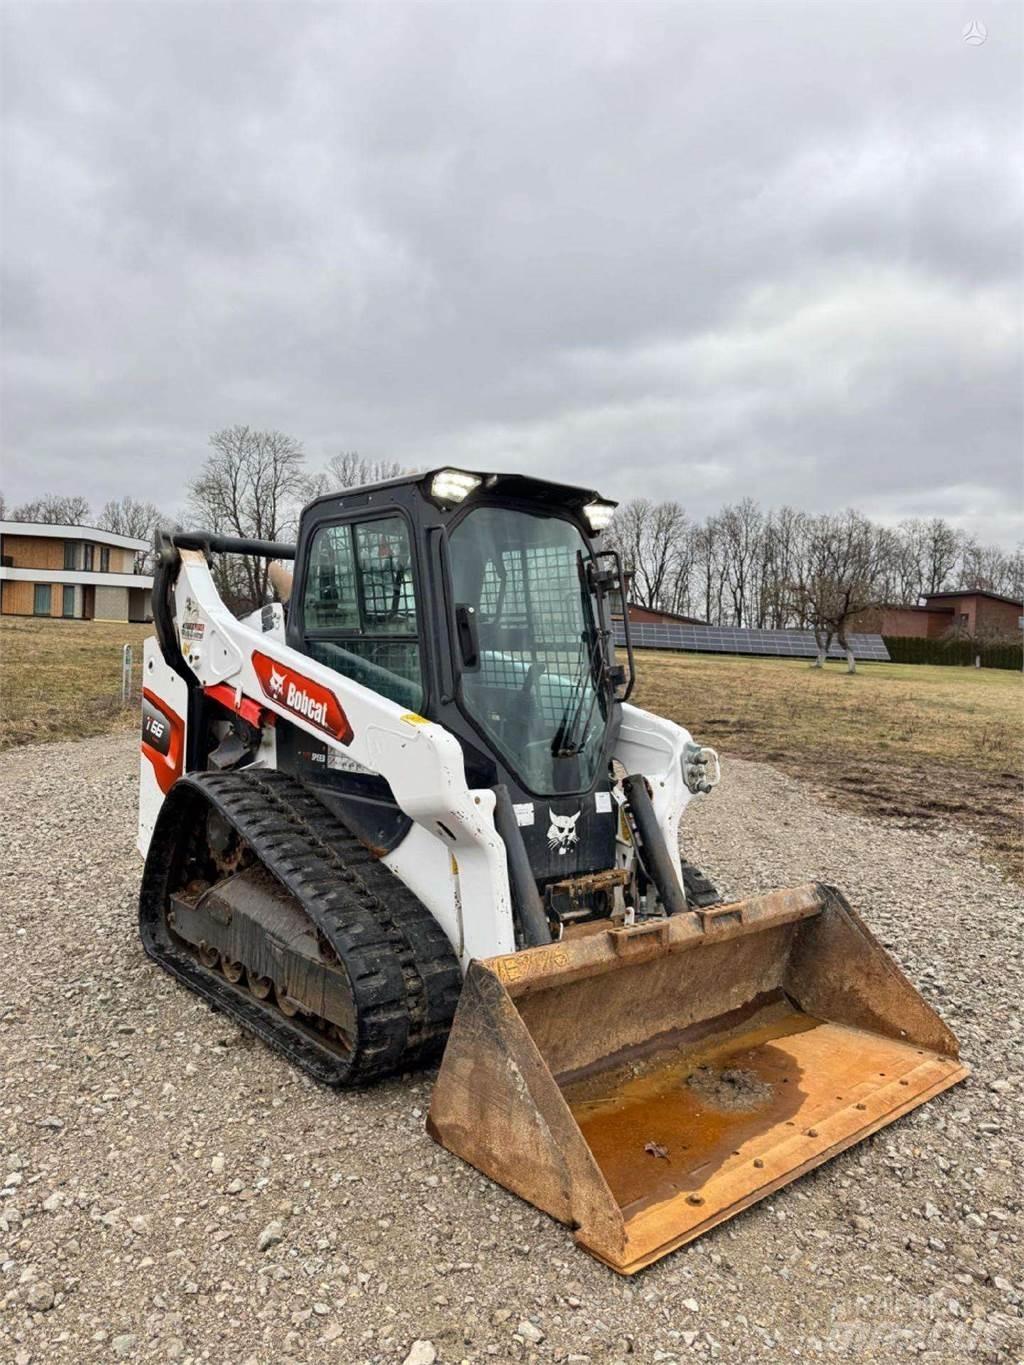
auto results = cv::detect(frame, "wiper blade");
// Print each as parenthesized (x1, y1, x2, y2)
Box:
(552, 553, 608, 757)
(551, 635, 589, 756)
(555, 632, 608, 757)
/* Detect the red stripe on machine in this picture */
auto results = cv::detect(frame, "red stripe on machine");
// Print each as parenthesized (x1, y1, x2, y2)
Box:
(251, 651, 354, 744)
(141, 690, 185, 794)
(204, 682, 271, 730)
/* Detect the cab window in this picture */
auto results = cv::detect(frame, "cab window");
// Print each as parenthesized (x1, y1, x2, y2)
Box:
(302, 515, 423, 711)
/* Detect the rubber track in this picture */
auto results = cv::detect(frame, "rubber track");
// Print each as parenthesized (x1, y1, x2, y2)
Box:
(139, 769, 462, 1086)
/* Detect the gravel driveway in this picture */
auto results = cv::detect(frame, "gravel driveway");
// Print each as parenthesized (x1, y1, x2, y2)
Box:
(1, 735, 1021, 1364)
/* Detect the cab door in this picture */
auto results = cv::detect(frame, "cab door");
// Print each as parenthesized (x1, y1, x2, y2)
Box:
(280, 510, 426, 849)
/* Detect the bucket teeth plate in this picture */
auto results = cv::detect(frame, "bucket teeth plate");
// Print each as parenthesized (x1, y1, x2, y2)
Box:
(427, 882, 968, 1274)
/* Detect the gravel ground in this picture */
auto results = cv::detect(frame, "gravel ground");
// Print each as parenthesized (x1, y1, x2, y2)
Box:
(1, 734, 1021, 1365)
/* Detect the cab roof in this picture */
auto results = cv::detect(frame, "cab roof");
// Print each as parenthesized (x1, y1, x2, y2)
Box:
(304, 467, 613, 515)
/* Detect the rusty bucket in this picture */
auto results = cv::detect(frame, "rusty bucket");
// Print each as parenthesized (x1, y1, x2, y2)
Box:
(427, 883, 967, 1274)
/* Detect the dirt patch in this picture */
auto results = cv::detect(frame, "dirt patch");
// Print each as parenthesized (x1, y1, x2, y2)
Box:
(786, 751, 1024, 883)
(685, 1064, 774, 1111)
(633, 650, 1023, 884)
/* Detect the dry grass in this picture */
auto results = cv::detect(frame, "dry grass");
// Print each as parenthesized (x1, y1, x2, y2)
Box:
(2, 619, 1020, 874)
(632, 652, 1022, 776)
(0, 617, 152, 749)
(633, 651, 1023, 876)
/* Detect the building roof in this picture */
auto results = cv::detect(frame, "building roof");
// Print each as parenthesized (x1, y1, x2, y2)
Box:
(880, 602, 954, 614)
(922, 588, 1023, 609)
(0, 520, 149, 552)
(625, 602, 706, 625)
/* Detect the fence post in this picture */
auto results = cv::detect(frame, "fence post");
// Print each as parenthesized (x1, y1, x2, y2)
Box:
(121, 643, 134, 705)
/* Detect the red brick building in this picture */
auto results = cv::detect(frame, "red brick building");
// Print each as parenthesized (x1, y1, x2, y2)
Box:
(624, 602, 705, 627)
(871, 590, 1022, 640)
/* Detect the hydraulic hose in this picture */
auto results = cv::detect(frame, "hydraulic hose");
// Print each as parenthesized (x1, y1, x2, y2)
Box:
(492, 785, 552, 947)
(621, 773, 688, 916)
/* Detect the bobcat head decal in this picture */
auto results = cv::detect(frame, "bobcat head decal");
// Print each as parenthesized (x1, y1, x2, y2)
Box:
(547, 809, 580, 856)
(268, 666, 286, 698)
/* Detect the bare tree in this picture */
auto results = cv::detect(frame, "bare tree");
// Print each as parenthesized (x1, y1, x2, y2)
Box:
(608, 499, 688, 611)
(1003, 547, 1024, 602)
(187, 426, 308, 611)
(664, 519, 697, 618)
(898, 517, 961, 598)
(97, 495, 161, 539)
(691, 517, 727, 625)
(11, 493, 91, 524)
(612, 496, 1018, 641)
(304, 452, 410, 500)
(326, 452, 407, 489)
(790, 510, 886, 672)
(97, 496, 164, 571)
(0, 491, 6, 519)
(957, 536, 1017, 596)
(718, 498, 764, 626)
(756, 506, 806, 628)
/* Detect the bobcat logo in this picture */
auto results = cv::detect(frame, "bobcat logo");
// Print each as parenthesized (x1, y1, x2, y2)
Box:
(268, 666, 286, 698)
(547, 809, 580, 856)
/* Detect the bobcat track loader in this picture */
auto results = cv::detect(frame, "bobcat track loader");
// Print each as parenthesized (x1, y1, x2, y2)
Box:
(138, 468, 966, 1273)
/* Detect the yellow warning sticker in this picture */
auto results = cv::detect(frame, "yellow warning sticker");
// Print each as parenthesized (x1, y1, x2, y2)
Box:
(493, 948, 570, 984)
(400, 712, 430, 726)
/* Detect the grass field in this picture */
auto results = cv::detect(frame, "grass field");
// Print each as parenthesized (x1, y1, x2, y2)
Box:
(0, 617, 152, 749)
(2, 618, 1020, 874)
(633, 650, 1022, 876)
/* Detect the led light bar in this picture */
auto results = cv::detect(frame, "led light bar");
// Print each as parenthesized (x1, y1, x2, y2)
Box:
(583, 499, 616, 532)
(430, 469, 483, 503)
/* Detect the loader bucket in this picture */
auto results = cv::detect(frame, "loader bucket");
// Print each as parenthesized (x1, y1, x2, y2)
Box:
(427, 883, 967, 1274)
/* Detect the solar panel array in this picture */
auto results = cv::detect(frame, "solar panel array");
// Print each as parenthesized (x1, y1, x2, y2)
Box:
(612, 621, 890, 662)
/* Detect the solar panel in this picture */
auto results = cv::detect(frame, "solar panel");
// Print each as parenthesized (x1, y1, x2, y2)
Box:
(612, 621, 890, 662)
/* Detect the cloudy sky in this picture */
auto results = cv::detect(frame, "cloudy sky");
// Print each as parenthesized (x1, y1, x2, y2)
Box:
(2, 1, 1021, 543)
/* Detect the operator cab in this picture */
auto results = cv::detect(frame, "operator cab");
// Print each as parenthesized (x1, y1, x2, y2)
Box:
(281, 469, 632, 911)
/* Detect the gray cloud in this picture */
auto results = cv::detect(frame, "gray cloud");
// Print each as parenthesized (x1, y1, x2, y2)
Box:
(1, 1, 1021, 543)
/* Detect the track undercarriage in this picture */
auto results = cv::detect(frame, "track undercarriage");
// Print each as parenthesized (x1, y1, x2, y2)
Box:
(139, 769, 462, 1085)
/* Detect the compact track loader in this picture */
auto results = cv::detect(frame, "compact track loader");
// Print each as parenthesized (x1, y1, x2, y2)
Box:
(138, 468, 967, 1273)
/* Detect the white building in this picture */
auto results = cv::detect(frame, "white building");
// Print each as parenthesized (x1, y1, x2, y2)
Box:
(0, 521, 153, 622)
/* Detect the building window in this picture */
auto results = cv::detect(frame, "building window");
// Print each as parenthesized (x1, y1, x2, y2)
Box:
(100, 545, 110, 572)
(83, 543, 94, 571)
(62, 586, 75, 618)
(34, 584, 52, 616)
(64, 541, 77, 570)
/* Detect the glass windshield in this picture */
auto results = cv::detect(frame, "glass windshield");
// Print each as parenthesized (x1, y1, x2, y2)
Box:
(448, 505, 608, 795)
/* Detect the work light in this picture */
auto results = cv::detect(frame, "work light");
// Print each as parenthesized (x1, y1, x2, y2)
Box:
(430, 469, 482, 503)
(583, 500, 616, 533)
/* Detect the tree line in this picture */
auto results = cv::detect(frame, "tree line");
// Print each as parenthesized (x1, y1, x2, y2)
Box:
(0, 429, 404, 591)
(4, 428, 1021, 667)
(608, 497, 1024, 668)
